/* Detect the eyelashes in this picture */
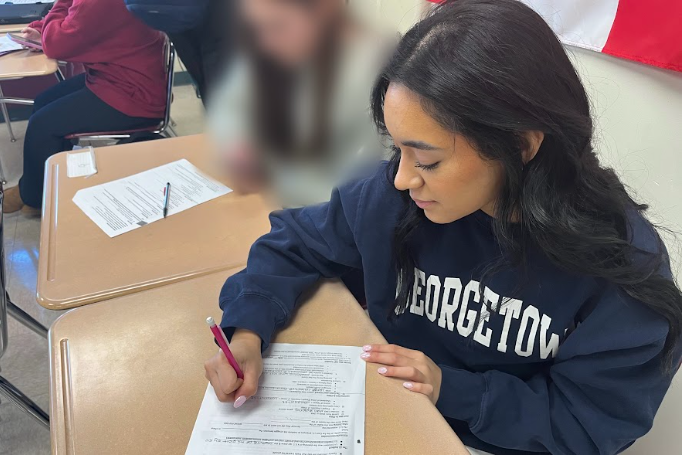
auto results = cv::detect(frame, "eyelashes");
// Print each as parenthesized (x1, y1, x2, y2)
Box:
(415, 162, 440, 171)
(391, 145, 440, 172)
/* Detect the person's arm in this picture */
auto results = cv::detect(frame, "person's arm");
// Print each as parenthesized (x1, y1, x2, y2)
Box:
(28, 0, 73, 33)
(437, 285, 679, 454)
(218, 168, 385, 348)
(208, 59, 266, 194)
(40, 0, 127, 61)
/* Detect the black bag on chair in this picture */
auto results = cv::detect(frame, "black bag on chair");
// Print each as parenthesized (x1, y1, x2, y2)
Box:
(124, 0, 211, 33)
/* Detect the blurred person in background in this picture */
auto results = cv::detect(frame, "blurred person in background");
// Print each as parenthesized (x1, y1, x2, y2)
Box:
(208, 0, 395, 208)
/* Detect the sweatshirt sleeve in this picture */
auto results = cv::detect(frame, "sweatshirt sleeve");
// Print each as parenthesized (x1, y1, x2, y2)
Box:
(28, 0, 72, 34)
(218, 174, 374, 348)
(40, 0, 124, 61)
(28, 20, 45, 34)
(437, 284, 680, 454)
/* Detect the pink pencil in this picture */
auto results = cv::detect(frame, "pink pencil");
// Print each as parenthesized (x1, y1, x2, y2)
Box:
(206, 317, 244, 379)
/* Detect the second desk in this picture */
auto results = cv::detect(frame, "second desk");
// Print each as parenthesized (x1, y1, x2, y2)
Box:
(37, 135, 275, 310)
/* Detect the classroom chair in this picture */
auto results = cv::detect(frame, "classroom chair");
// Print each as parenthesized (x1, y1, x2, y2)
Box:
(0, 181, 50, 427)
(65, 39, 177, 146)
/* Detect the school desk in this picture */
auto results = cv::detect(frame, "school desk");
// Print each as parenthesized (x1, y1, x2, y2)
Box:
(0, 32, 62, 148)
(49, 269, 469, 455)
(37, 135, 275, 310)
(0, 49, 58, 81)
(0, 23, 28, 34)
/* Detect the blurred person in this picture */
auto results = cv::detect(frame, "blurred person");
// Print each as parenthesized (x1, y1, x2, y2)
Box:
(208, 0, 395, 208)
(4, 0, 166, 214)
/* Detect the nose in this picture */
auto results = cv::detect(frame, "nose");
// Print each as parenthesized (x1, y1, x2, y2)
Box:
(393, 153, 424, 192)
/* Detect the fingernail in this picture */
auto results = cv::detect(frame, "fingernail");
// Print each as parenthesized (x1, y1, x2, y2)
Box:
(403, 382, 414, 389)
(234, 396, 247, 408)
(378, 367, 387, 375)
(360, 352, 370, 359)
(362, 345, 372, 352)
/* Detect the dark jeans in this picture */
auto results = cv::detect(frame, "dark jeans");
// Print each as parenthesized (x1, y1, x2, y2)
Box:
(18, 74, 160, 208)
(169, 0, 233, 105)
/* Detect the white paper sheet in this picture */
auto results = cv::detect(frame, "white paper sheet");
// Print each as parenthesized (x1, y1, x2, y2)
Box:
(66, 148, 97, 178)
(72, 159, 232, 237)
(185, 344, 366, 455)
(0, 35, 24, 54)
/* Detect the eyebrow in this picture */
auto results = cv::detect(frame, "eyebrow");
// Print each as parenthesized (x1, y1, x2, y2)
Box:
(401, 140, 442, 151)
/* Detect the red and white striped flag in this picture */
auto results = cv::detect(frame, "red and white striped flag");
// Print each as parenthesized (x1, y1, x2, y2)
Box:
(426, 0, 682, 72)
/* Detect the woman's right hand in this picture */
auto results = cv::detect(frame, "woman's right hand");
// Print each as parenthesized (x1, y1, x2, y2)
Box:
(21, 27, 41, 42)
(204, 328, 264, 408)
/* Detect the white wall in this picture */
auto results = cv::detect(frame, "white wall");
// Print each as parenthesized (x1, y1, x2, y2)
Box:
(366, 1, 682, 453)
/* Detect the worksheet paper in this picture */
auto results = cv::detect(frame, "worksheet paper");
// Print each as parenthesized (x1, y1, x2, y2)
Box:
(72, 159, 231, 237)
(0, 35, 24, 55)
(185, 344, 366, 455)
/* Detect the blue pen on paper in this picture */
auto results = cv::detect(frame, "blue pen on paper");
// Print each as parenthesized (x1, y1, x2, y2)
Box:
(163, 182, 171, 218)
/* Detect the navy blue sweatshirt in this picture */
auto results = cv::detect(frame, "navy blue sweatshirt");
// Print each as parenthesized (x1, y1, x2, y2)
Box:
(219, 163, 679, 455)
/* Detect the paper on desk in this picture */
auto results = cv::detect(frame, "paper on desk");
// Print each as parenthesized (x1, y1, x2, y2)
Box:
(185, 343, 366, 455)
(67, 148, 97, 178)
(72, 159, 232, 237)
(0, 35, 24, 55)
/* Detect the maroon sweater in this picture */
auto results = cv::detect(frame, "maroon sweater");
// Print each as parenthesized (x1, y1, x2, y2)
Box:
(30, 0, 166, 119)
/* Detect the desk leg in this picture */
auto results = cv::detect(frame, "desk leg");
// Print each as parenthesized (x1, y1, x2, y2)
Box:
(0, 85, 16, 143)
(0, 375, 50, 428)
(0, 184, 50, 429)
(6, 295, 48, 339)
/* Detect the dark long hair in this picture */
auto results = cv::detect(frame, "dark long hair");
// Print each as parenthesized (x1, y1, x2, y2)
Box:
(245, 0, 344, 160)
(371, 0, 682, 370)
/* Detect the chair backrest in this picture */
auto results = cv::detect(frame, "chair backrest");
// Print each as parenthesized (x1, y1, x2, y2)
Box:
(157, 37, 176, 135)
(65, 36, 177, 142)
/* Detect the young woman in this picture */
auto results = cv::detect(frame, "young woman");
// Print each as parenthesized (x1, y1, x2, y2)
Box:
(4, 0, 166, 214)
(204, 1, 682, 454)
(208, 0, 393, 207)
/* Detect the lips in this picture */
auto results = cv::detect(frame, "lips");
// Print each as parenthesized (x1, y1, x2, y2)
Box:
(411, 198, 435, 209)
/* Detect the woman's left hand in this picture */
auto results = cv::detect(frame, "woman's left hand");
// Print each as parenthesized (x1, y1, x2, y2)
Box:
(360, 344, 442, 404)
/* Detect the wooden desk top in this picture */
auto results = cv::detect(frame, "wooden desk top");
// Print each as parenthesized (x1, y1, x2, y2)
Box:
(0, 23, 28, 34)
(37, 135, 275, 310)
(0, 49, 58, 79)
(49, 270, 468, 455)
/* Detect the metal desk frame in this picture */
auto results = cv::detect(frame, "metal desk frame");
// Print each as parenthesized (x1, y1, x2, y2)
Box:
(0, 180, 50, 427)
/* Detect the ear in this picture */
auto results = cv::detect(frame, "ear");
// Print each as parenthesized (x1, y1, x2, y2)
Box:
(522, 130, 545, 164)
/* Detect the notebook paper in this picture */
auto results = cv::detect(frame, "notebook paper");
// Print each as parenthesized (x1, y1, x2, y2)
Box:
(73, 159, 231, 237)
(0, 35, 24, 55)
(185, 344, 366, 455)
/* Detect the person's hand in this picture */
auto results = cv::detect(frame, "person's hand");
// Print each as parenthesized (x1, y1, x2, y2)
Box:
(20, 27, 42, 52)
(204, 328, 263, 408)
(218, 143, 266, 195)
(361, 344, 442, 404)
(20, 27, 41, 42)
